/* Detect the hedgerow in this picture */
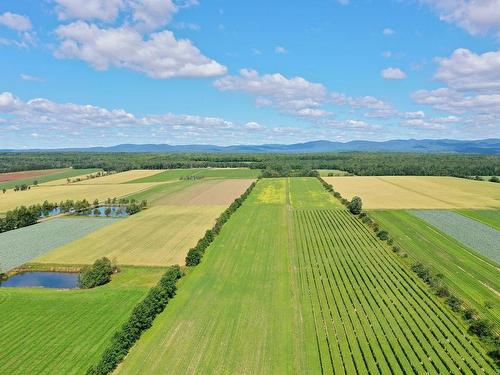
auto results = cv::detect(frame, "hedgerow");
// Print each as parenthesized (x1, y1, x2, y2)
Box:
(86, 265, 182, 375)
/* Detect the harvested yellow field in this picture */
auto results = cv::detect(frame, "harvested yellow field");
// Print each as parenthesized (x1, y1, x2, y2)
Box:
(325, 176, 500, 209)
(73, 170, 164, 184)
(156, 178, 255, 205)
(0, 183, 156, 212)
(35, 205, 225, 266)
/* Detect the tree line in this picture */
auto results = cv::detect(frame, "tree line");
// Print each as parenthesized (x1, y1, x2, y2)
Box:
(1, 151, 498, 176)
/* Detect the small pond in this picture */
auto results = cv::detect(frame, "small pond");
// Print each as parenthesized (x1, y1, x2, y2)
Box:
(0, 271, 79, 289)
(75, 205, 129, 218)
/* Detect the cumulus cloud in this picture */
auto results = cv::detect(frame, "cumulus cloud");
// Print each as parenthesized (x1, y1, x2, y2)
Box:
(54, 22, 227, 78)
(0, 12, 32, 32)
(420, 0, 500, 38)
(412, 87, 500, 113)
(382, 28, 395, 36)
(381, 67, 406, 80)
(0, 92, 23, 112)
(55, 0, 125, 22)
(214, 69, 327, 117)
(434, 48, 500, 91)
(275, 46, 287, 54)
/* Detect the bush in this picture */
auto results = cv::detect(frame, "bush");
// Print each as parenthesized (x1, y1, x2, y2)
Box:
(435, 286, 450, 297)
(377, 230, 389, 241)
(78, 257, 115, 289)
(446, 295, 463, 312)
(463, 308, 477, 320)
(489, 176, 499, 183)
(347, 196, 362, 215)
(468, 319, 493, 338)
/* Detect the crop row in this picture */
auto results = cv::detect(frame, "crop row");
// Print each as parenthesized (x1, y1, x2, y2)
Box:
(293, 209, 495, 374)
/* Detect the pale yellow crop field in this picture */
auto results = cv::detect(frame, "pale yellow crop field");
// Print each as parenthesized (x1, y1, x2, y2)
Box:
(36, 205, 225, 266)
(156, 178, 255, 205)
(73, 170, 164, 184)
(0, 183, 157, 212)
(325, 176, 500, 209)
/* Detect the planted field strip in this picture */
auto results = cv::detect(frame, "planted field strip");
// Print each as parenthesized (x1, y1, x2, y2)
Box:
(411, 210, 500, 264)
(129, 168, 260, 183)
(155, 178, 255, 205)
(456, 209, 500, 231)
(0, 267, 164, 375)
(36, 205, 226, 266)
(72, 170, 164, 184)
(371, 210, 500, 328)
(325, 176, 500, 209)
(247, 177, 286, 205)
(0, 218, 119, 272)
(294, 209, 495, 374)
(0, 168, 100, 191)
(289, 177, 341, 209)
(117, 186, 310, 374)
(0, 183, 156, 212)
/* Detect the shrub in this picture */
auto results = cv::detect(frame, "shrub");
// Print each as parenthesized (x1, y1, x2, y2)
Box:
(468, 319, 493, 338)
(347, 196, 362, 215)
(78, 257, 115, 289)
(489, 176, 499, 183)
(435, 286, 450, 298)
(446, 295, 463, 312)
(463, 308, 477, 321)
(377, 230, 389, 241)
(392, 246, 400, 253)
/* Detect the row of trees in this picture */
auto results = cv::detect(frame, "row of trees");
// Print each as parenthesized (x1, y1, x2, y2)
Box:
(1, 151, 498, 176)
(87, 265, 182, 375)
(185, 181, 257, 266)
(317, 176, 499, 365)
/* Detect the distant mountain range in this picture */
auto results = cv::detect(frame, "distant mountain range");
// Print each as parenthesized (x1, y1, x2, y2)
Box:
(2, 139, 499, 154)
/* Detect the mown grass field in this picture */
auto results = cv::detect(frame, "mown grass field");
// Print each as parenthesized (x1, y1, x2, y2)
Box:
(0, 183, 157, 212)
(0, 267, 165, 375)
(371, 210, 500, 327)
(118, 178, 495, 374)
(325, 176, 500, 209)
(36, 205, 225, 266)
(0, 168, 101, 190)
(0, 217, 119, 272)
(456, 209, 500, 230)
(129, 167, 261, 182)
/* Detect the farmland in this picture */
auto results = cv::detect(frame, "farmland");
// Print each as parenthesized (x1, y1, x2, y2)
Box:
(129, 167, 261, 182)
(371, 210, 500, 326)
(325, 176, 500, 209)
(0, 267, 164, 375)
(0, 168, 101, 191)
(36, 205, 226, 266)
(72, 170, 164, 184)
(0, 217, 119, 272)
(118, 178, 495, 374)
(0, 183, 157, 212)
(411, 210, 500, 263)
(0, 169, 65, 183)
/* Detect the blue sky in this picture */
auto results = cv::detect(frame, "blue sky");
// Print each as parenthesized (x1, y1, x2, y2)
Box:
(0, 0, 499, 148)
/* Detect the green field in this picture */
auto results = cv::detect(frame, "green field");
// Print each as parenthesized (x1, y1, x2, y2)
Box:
(0, 267, 164, 375)
(129, 168, 261, 182)
(456, 209, 500, 230)
(371, 210, 500, 327)
(118, 178, 495, 374)
(0, 168, 101, 191)
(124, 180, 196, 204)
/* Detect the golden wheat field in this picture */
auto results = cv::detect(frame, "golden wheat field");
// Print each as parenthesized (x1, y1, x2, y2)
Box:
(35, 205, 226, 266)
(325, 176, 500, 209)
(0, 183, 157, 212)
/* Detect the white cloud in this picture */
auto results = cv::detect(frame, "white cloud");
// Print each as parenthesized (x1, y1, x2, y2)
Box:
(244, 121, 264, 129)
(402, 118, 446, 130)
(129, 0, 178, 31)
(381, 67, 406, 80)
(382, 51, 392, 58)
(382, 28, 395, 36)
(400, 111, 426, 119)
(434, 48, 500, 91)
(20, 74, 43, 82)
(214, 69, 327, 116)
(0, 92, 22, 112)
(420, 0, 500, 38)
(55, 0, 125, 22)
(275, 46, 287, 54)
(0, 12, 32, 32)
(54, 22, 227, 78)
(412, 87, 500, 113)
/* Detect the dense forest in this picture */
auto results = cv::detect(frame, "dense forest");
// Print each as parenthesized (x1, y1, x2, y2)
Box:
(0, 152, 498, 176)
